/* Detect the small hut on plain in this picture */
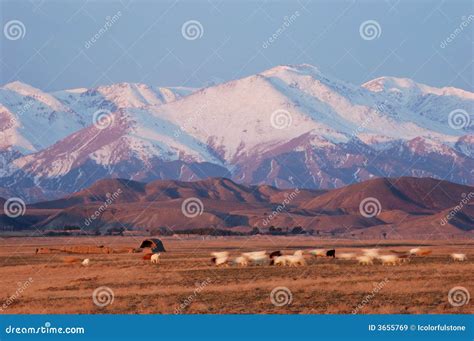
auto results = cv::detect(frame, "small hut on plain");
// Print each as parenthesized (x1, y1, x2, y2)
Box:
(139, 238, 166, 252)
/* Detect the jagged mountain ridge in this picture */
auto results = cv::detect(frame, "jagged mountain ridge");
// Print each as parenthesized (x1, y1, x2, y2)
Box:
(1, 64, 472, 202)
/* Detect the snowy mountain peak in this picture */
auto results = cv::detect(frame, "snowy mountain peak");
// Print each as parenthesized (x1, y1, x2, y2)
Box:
(1, 65, 473, 201)
(362, 76, 474, 99)
(2, 80, 40, 94)
(261, 63, 322, 77)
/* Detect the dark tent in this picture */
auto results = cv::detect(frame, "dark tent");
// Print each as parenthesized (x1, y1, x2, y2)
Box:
(139, 238, 166, 252)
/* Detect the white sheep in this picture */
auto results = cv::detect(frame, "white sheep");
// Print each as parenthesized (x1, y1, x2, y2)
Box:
(409, 248, 421, 255)
(151, 253, 160, 264)
(356, 255, 373, 265)
(242, 251, 268, 266)
(211, 252, 229, 266)
(309, 249, 326, 257)
(450, 253, 467, 262)
(378, 255, 400, 266)
(338, 252, 356, 260)
(272, 256, 288, 266)
(234, 256, 249, 267)
(81, 258, 90, 267)
(286, 250, 306, 266)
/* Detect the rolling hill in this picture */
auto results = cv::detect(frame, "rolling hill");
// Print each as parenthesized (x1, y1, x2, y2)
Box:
(1, 177, 472, 239)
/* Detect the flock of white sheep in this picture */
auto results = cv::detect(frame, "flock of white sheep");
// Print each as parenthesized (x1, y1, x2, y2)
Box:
(212, 250, 307, 267)
(207, 248, 468, 267)
(77, 248, 468, 267)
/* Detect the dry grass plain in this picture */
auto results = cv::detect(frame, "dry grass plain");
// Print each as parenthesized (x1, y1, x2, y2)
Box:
(0, 236, 472, 314)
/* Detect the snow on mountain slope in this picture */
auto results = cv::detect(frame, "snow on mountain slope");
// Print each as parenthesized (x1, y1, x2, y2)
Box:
(0, 82, 87, 153)
(264, 66, 468, 142)
(53, 82, 195, 112)
(151, 69, 350, 162)
(455, 135, 474, 158)
(7, 108, 227, 186)
(362, 77, 474, 135)
(153, 65, 466, 159)
(1, 64, 472, 201)
(0, 81, 196, 156)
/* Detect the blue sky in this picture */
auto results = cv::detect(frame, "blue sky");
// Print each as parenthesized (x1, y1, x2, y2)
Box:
(0, 0, 472, 91)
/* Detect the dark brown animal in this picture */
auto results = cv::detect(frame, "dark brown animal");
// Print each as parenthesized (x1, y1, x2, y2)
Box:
(326, 249, 336, 258)
(269, 251, 282, 259)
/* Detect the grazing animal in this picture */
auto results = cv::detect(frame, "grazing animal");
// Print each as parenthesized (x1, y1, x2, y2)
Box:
(326, 249, 336, 258)
(269, 251, 282, 266)
(211, 252, 229, 266)
(362, 249, 380, 258)
(418, 250, 432, 256)
(269, 251, 282, 259)
(378, 255, 401, 266)
(286, 250, 306, 266)
(250, 254, 269, 266)
(451, 253, 467, 262)
(242, 251, 268, 265)
(234, 256, 249, 267)
(356, 255, 374, 265)
(398, 254, 412, 263)
(151, 253, 161, 264)
(81, 258, 90, 266)
(409, 248, 432, 256)
(272, 256, 288, 266)
(309, 249, 326, 257)
(338, 252, 356, 260)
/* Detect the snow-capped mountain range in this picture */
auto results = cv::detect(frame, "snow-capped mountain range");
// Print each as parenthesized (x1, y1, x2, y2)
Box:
(1, 64, 473, 202)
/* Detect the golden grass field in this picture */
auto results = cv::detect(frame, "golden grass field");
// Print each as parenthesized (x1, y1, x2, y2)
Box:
(0, 236, 472, 314)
